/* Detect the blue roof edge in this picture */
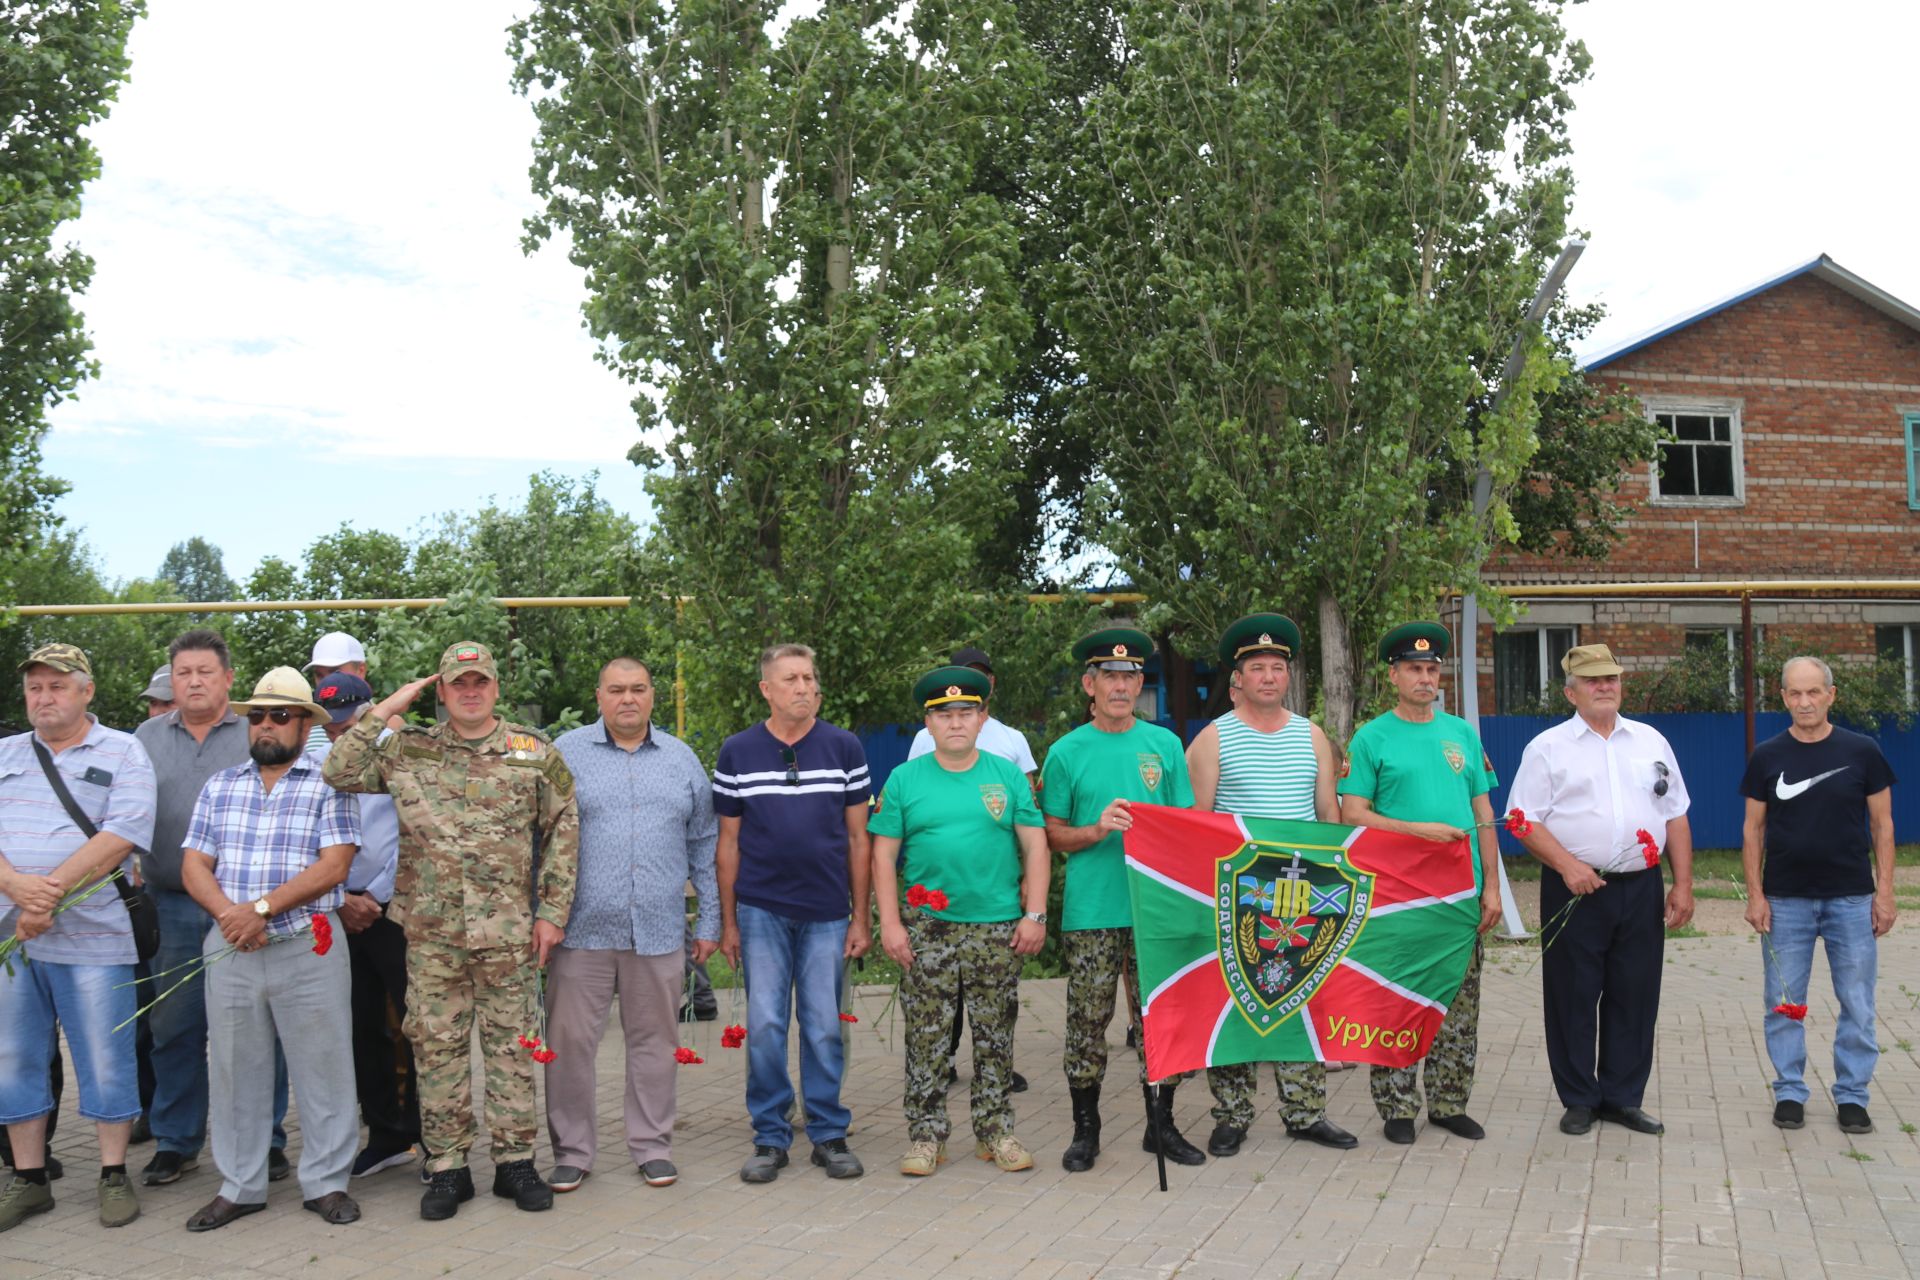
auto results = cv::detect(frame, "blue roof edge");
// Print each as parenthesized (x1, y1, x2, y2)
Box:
(1582, 256, 1828, 372)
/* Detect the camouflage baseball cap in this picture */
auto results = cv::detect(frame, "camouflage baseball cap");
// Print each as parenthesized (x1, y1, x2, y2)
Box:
(18, 643, 91, 677)
(438, 640, 498, 683)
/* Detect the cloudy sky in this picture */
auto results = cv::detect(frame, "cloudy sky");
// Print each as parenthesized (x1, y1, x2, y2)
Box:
(42, 1, 1920, 586)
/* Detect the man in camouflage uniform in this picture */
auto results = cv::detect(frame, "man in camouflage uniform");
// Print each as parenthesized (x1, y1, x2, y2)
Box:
(1042, 628, 1205, 1171)
(871, 667, 1049, 1177)
(1338, 623, 1501, 1144)
(322, 641, 578, 1220)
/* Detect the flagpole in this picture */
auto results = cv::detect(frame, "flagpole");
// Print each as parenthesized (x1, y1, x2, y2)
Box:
(1125, 978, 1169, 1192)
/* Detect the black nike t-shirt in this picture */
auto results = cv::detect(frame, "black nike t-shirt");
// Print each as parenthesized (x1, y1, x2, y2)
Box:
(1740, 726, 1897, 898)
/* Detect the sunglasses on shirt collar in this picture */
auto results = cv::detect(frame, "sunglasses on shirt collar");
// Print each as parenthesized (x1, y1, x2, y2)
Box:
(1651, 760, 1669, 797)
(780, 745, 798, 786)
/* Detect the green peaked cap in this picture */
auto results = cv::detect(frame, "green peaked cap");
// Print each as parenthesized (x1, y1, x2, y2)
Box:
(913, 664, 990, 709)
(1218, 613, 1300, 665)
(1379, 621, 1451, 663)
(1072, 627, 1152, 669)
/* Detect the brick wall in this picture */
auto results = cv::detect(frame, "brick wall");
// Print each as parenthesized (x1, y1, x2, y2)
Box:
(1468, 270, 1920, 710)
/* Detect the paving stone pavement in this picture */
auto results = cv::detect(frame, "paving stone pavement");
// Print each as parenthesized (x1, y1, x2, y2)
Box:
(6, 930, 1920, 1279)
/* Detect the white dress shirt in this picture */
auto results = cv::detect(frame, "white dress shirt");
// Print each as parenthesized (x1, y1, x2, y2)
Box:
(907, 715, 1037, 773)
(1506, 714, 1690, 870)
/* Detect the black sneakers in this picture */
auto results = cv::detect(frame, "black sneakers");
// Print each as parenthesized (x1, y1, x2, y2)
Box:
(491, 1159, 554, 1211)
(419, 1166, 474, 1221)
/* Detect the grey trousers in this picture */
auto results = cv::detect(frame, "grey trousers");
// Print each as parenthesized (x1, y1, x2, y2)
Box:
(544, 946, 684, 1167)
(203, 913, 356, 1203)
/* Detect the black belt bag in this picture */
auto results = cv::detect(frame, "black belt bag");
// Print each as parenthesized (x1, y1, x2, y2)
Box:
(30, 738, 162, 963)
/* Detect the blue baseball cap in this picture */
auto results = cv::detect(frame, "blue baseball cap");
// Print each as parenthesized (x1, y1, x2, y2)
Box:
(313, 671, 375, 723)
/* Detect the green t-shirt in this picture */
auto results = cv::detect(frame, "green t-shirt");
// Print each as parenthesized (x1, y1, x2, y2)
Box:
(870, 751, 1043, 923)
(1040, 719, 1195, 931)
(1337, 709, 1496, 888)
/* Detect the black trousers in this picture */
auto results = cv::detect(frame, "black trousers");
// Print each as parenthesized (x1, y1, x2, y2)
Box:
(346, 913, 420, 1151)
(1540, 865, 1664, 1110)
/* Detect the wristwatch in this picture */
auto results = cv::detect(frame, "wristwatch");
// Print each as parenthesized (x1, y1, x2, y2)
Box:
(253, 896, 273, 918)
(1023, 911, 1047, 925)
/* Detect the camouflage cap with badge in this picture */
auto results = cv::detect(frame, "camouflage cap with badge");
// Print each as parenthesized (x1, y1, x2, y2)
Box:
(1072, 626, 1152, 671)
(18, 642, 92, 678)
(438, 640, 499, 683)
(913, 664, 990, 710)
(1378, 621, 1450, 664)
(1217, 613, 1300, 666)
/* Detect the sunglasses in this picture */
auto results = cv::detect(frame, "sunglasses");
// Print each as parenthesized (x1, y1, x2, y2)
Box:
(246, 708, 307, 726)
(780, 746, 799, 786)
(1651, 760, 1669, 797)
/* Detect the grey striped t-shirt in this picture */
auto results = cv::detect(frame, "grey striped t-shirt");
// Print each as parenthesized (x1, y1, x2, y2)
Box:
(1212, 711, 1317, 820)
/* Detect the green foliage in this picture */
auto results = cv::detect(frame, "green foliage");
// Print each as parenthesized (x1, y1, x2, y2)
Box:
(0, 0, 144, 602)
(1059, 0, 1597, 742)
(1630, 638, 1916, 729)
(513, 0, 1051, 740)
(156, 536, 238, 607)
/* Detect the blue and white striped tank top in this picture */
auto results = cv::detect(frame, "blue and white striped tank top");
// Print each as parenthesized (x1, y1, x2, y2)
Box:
(1213, 711, 1317, 820)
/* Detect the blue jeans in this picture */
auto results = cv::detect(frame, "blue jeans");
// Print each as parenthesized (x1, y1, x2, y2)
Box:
(0, 959, 139, 1124)
(738, 902, 849, 1149)
(1763, 894, 1879, 1106)
(146, 889, 289, 1154)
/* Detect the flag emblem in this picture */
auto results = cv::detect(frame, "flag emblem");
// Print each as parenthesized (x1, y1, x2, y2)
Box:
(1442, 741, 1465, 773)
(1138, 754, 1163, 790)
(1218, 841, 1371, 1029)
(980, 785, 1008, 820)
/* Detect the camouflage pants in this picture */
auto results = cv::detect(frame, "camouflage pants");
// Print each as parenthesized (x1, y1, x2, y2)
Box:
(405, 939, 539, 1173)
(1062, 928, 1146, 1089)
(1206, 1059, 1327, 1130)
(902, 917, 1020, 1144)
(1372, 939, 1482, 1120)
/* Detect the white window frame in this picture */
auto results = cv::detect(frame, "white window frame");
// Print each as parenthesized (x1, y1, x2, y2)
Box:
(1494, 625, 1578, 710)
(1646, 396, 1746, 507)
(1882, 623, 1917, 707)
(1683, 625, 1740, 697)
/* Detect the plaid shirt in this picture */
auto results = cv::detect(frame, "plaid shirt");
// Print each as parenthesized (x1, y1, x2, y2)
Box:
(183, 756, 360, 938)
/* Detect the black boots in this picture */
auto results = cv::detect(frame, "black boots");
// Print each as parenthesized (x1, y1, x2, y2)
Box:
(1062, 1084, 1102, 1172)
(1139, 1083, 1206, 1166)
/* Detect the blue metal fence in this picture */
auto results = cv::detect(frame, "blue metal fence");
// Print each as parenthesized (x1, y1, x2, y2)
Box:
(859, 713, 1919, 851)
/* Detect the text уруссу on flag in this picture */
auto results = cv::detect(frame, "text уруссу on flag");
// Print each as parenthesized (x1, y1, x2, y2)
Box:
(1123, 805, 1477, 1080)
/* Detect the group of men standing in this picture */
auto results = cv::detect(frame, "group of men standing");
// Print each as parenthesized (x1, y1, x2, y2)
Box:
(0, 602, 1899, 1233)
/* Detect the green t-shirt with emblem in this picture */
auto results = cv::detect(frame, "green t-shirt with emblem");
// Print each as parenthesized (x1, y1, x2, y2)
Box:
(1337, 709, 1496, 888)
(870, 751, 1043, 923)
(1040, 719, 1195, 931)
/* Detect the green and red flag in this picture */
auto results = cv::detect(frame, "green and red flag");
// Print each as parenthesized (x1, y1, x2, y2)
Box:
(1125, 805, 1477, 1080)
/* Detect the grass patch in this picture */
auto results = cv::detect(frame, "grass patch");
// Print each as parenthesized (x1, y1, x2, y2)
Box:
(1666, 925, 1708, 939)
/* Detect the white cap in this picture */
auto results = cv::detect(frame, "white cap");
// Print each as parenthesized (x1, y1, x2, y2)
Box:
(303, 631, 367, 671)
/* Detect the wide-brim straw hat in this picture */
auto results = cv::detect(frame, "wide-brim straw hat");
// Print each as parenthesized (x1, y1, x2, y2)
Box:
(229, 666, 332, 722)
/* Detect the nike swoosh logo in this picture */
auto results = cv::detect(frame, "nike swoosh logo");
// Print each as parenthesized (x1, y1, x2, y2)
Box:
(1775, 768, 1847, 801)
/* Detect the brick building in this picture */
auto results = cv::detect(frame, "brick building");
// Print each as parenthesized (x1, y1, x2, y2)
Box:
(1465, 255, 1920, 713)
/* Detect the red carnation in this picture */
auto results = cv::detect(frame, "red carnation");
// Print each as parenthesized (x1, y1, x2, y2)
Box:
(517, 1033, 542, 1050)
(310, 913, 334, 956)
(1636, 828, 1659, 868)
(1773, 1002, 1808, 1022)
(1504, 808, 1532, 837)
(925, 890, 949, 912)
(905, 884, 929, 908)
(531, 1046, 557, 1064)
(839, 1012, 858, 1023)
(720, 1024, 746, 1048)
(674, 1046, 704, 1064)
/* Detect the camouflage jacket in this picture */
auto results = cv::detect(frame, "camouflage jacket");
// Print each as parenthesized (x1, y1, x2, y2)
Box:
(322, 712, 579, 949)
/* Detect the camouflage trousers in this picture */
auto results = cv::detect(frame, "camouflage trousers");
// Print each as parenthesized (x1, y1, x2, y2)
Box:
(902, 916, 1020, 1144)
(1372, 939, 1483, 1120)
(1063, 928, 1147, 1089)
(1205, 1060, 1327, 1130)
(405, 939, 540, 1173)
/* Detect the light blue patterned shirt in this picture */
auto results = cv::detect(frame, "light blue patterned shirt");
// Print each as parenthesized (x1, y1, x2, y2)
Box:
(554, 719, 718, 955)
(183, 755, 360, 938)
(0, 719, 156, 965)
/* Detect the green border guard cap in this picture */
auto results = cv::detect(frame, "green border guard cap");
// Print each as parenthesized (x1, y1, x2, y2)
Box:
(1379, 621, 1451, 664)
(1072, 627, 1152, 671)
(913, 665, 990, 709)
(1217, 613, 1300, 665)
